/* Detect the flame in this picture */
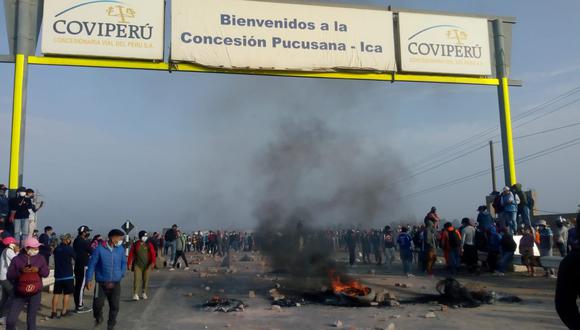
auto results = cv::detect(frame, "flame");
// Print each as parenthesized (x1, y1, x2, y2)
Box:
(329, 269, 371, 297)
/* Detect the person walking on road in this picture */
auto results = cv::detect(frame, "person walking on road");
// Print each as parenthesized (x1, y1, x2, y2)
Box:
(397, 226, 414, 277)
(51, 234, 76, 319)
(73, 225, 93, 314)
(164, 225, 178, 267)
(0, 237, 18, 325)
(85, 229, 127, 330)
(128, 231, 156, 301)
(170, 230, 189, 271)
(6, 237, 50, 330)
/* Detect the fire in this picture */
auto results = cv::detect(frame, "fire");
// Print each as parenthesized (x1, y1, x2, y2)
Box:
(329, 269, 371, 297)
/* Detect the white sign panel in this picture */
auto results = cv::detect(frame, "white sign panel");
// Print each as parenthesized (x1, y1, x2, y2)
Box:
(171, 0, 396, 72)
(398, 12, 492, 76)
(41, 0, 165, 60)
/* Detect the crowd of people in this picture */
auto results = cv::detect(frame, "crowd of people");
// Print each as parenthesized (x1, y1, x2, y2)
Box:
(0, 182, 578, 329)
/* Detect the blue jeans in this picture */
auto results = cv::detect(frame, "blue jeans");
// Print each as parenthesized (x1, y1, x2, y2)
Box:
(166, 241, 176, 264)
(449, 249, 461, 274)
(502, 212, 517, 235)
(499, 251, 514, 273)
(14, 218, 30, 242)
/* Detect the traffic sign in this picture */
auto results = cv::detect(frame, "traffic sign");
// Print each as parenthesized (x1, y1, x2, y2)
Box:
(121, 220, 134, 234)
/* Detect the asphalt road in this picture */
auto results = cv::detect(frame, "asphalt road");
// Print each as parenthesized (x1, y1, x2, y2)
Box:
(20, 252, 565, 330)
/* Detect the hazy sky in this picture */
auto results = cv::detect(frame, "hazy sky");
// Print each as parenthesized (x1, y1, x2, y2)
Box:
(1, 0, 579, 234)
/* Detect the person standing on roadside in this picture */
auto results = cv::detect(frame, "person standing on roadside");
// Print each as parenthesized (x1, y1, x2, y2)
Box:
(424, 222, 438, 276)
(164, 225, 178, 267)
(51, 234, 76, 319)
(461, 218, 478, 273)
(0, 237, 18, 325)
(128, 231, 156, 301)
(73, 225, 93, 313)
(500, 187, 518, 235)
(424, 207, 440, 228)
(85, 229, 127, 330)
(0, 185, 9, 232)
(170, 230, 190, 271)
(8, 187, 35, 241)
(554, 217, 569, 257)
(38, 226, 53, 265)
(537, 220, 556, 278)
(6, 237, 49, 330)
(397, 226, 414, 277)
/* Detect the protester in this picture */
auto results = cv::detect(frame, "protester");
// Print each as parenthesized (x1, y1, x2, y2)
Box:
(498, 229, 517, 275)
(519, 227, 536, 277)
(461, 218, 478, 273)
(500, 186, 518, 235)
(512, 183, 532, 229)
(24, 189, 43, 237)
(128, 231, 156, 301)
(554, 217, 568, 257)
(487, 226, 501, 273)
(568, 215, 578, 254)
(90, 234, 105, 251)
(51, 234, 76, 319)
(397, 226, 414, 277)
(0, 237, 18, 325)
(441, 222, 462, 275)
(8, 187, 36, 241)
(164, 225, 178, 266)
(73, 225, 93, 313)
(0, 185, 9, 232)
(423, 222, 438, 276)
(383, 226, 396, 267)
(171, 230, 190, 271)
(476, 206, 493, 232)
(85, 229, 127, 330)
(345, 229, 356, 266)
(371, 230, 383, 265)
(555, 237, 580, 329)
(537, 220, 556, 278)
(424, 207, 440, 228)
(38, 226, 53, 265)
(6, 237, 50, 330)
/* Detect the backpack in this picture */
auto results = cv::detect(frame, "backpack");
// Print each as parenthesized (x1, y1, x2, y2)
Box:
(448, 230, 461, 249)
(16, 258, 42, 296)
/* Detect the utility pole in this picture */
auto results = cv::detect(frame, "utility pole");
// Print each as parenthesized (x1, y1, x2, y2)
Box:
(489, 141, 497, 193)
(493, 19, 517, 187)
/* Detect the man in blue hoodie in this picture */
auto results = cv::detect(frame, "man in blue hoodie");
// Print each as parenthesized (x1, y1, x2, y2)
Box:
(85, 229, 127, 330)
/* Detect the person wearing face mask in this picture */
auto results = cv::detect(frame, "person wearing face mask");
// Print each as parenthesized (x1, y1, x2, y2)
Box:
(24, 189, 43, 240)
(85, 229, 127, 330)
(5, 237, 49, 330)
(73, 225, 93, 314)
(51, 234, 76, 319)
(127, 231, 156, 301)
(8, 187, 37, 241)
(0, 185, 9, 233)
(0, 237, 19, 325)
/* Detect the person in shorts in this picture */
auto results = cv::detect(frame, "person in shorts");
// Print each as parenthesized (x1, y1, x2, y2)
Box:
(51, 234, 76, 318)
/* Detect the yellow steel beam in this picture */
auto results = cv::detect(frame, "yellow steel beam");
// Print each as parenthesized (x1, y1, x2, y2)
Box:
(9, 54, 26, 190)
(27, 56, 500, 85)
(500, 77, 517, 185)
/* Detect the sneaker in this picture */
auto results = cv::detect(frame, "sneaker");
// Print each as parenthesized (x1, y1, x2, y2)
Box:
(50, 312, 59, 319)
(169, 268, 175, 271)
(407, 274, 415, 278)
(132, 294, 140, 301)
(184, 267, 190, 270)
(76, 306, 93, 314)
(549, 274, 557, 279)
(142, 293, 148, 300)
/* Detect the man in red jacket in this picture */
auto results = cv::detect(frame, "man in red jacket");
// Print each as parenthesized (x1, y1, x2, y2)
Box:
(128, 231, 156, 301)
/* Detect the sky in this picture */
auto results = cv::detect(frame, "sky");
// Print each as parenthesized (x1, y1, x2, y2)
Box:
(1, 0, 580, 234)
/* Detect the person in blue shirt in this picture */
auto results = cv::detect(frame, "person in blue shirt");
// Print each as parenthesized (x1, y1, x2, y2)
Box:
(500, 187, 518, 235)
(397, 226, 414, 277)
(487, 226, 501, 273)
(537, 220, 555, 278)
(85, 229, 127, 330)
(51, 233, 76, 319)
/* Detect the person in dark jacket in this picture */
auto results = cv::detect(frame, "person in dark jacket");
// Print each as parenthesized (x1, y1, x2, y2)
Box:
(8, 187, 37, 241)
(555, 243, 580, 329)
(85, 229, 127, 330)
(5, 237, 50, 330)
(51, 234, 76, 318)
(164, 225, 178, 266)
(345, 230, 357, 266)
(38, 226, 53, 265)
(73, 225, 93, 313)
(498, 229, 517, 274)
(0, 185, 9, 232)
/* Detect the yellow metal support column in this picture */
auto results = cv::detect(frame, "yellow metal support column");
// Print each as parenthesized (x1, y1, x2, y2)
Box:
(500, 77, 517, 185)
(9, 54, 27, 190)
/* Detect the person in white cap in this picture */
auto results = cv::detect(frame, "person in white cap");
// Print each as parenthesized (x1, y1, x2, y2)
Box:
(537, 220, 556, 278)
(500, 186, 518, 235)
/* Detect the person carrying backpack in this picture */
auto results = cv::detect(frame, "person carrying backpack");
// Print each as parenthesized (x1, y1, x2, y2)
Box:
(5, 237, 49, 330)
(441, 222, 462, 275)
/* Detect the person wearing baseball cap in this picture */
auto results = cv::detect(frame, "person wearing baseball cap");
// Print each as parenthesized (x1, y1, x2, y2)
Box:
(51, 234, 75, 319)
(85, 229, 127, 329)
(5, 237, 49, 330)
(537, 220, 556, 278)
(0, 237, 18, 324)
(73, 225, 93, 314)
